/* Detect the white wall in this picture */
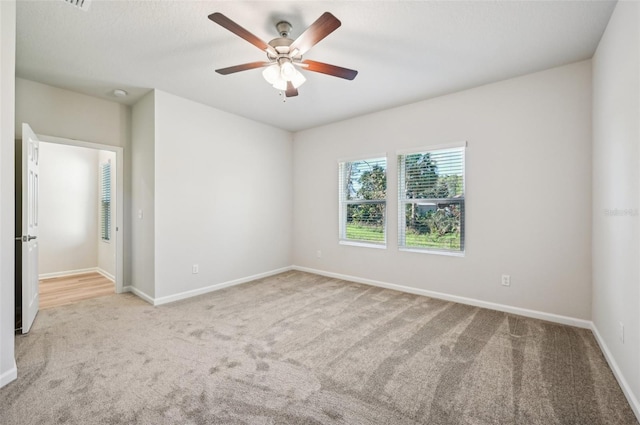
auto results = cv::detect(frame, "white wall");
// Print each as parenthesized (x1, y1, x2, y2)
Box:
(97, 150, 116, 278)
(293, 61, 592, 321)
(0, 0, 16, 388)
(38, 142, 99, 275)
(153, 90, 293, 299)
(15, 79, 130, 148)
(131, 91, 155, 298)
(592, 0, 640, 415)
(15, 78, 132, 284)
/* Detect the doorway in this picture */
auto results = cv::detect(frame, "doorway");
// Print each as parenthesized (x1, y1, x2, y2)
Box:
(15, 133, 124, 331)
(38, 141, 117, 308)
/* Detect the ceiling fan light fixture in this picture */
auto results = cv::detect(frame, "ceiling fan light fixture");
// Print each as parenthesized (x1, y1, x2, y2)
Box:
(264, 64, 288, 90)
(264, 62, 306, 91)
(272, 79, 287, 91)
(291, 70, 306, 89)
(262, 64, 281, 85)
(280, 61, 296, 81)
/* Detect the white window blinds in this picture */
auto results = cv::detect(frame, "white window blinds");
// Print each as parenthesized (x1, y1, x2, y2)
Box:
(338, 157, 387, 245)
(398, 146, 465, 252)
(100, 161, 111, 241)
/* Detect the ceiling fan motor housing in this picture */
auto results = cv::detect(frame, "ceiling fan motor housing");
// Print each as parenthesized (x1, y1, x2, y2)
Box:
(276, 21, 292, 37)
(267, 21, 303, 61)
(267, 37, 302, 61)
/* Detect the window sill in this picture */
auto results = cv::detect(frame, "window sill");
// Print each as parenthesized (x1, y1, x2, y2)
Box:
(399, 247, 465, 257)
(339, 240, 387, 250)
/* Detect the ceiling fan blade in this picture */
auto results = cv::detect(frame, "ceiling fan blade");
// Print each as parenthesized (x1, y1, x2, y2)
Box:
(215, 61, 271, 75)
(285, 81, 299, 97)
(209, 13, 277, 56)
(301, 60, 358, 80)
(288, 12, 341, 56)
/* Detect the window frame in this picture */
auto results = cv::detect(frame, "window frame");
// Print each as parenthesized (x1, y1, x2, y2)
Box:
(338, 154, 388, 249)
(397, 142, 466, 256)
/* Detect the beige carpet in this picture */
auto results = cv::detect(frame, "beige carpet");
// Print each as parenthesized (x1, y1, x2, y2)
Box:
(0, 271, 637, 425)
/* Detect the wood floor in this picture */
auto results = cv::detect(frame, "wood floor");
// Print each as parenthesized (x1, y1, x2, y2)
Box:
(39, 272, 115, 310)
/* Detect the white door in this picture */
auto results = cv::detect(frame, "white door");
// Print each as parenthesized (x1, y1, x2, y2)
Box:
(21, 123, 40, 334)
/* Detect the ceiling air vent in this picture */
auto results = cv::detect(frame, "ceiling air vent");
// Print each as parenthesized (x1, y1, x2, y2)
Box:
(62, 0, 92, 11)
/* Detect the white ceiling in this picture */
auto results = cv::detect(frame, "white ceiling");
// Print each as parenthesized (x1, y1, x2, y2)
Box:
(16, 0, 615, 132)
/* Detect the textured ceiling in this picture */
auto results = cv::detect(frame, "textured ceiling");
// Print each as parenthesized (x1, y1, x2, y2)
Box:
(16, 0, 615, 132)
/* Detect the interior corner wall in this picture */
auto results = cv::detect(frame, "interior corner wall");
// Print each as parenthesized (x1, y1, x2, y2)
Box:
(0, 0, 16, 388)
(131, 90, 155, 298)
(293, 60, 593, 321)
(153, 90, 293, 300)
(592, 0, 640, 413)
(38, 143, 99, 275)
(15, 78, 133, 286)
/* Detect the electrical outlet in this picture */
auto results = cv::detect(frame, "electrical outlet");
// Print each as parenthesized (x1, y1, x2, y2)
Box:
(138, 209, 143, 219)
(619, 322, 624, 343)
(192, 264, 199, 274)
(316, 250, 322, 258)
(501, 274, 511, 287)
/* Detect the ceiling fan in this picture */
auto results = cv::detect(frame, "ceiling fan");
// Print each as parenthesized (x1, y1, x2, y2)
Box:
(208, 12, 358, 98)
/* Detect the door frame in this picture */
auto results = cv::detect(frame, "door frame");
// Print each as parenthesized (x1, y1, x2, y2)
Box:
(38, 134, 125, 294)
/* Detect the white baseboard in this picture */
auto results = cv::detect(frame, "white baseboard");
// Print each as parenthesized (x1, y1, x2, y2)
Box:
(0, 360, 17, 388)
(122, 285, 154, 305)
(152, 266, 293, 306)
(291, 266, 592, 329)
(96, 268, 115, 282)
(591, 323, 640, 422)
(122, 266, 293, 307)
(39, 267, 99, 280)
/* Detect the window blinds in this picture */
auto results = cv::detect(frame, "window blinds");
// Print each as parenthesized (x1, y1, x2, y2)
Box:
(338, 157, 387, 244)
(398, 146, 465, 252)
(100, 162, 111, 241)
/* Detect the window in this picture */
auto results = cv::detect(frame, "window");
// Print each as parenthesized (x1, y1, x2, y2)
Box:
(338, 156, 387, 246)
(398, 144, 465, 253)
(100, 161, 111, 241)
